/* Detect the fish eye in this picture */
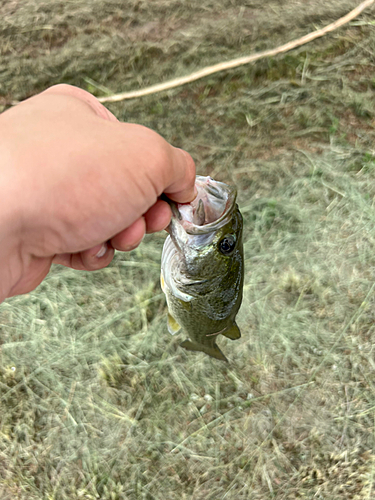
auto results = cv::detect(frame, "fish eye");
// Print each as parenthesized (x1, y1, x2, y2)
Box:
(218, 234, 236, 255)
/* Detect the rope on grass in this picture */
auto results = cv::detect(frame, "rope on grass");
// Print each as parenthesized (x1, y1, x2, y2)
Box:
(98, 0, 375, 104)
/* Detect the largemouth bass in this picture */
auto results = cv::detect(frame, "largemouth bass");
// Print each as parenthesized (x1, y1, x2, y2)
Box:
(160, 176, 244, 361)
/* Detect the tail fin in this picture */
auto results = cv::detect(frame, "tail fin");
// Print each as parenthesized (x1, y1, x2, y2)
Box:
(180, 339, 228, 362)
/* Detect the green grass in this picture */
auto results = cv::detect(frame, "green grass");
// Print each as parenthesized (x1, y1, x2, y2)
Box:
(1, 0, 375, 498)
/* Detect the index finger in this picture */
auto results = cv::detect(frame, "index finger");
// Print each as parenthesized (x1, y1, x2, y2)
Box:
(40, 84, 118, 122)
(44, 86, 197, 203)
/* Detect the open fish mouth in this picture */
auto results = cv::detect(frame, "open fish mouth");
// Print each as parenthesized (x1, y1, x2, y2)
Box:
(170, 176, 237, 235)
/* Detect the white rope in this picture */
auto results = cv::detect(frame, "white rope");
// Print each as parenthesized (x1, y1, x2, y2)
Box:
(98, 0, 375, 104)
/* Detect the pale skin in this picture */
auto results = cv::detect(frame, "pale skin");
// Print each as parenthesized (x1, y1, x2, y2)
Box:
(0, 84, 196, 303)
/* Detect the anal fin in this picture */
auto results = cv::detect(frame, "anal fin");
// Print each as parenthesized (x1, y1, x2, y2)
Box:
(167, 313, 181, 335)
(180, 339, 228, 362)
(222, 322, 241, 341)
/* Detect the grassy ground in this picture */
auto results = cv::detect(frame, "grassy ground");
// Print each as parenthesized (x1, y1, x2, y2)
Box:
(1, 0, 375, 498)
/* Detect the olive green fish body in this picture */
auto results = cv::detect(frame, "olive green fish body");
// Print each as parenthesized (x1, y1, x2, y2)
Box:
(161, 176, 244, 361)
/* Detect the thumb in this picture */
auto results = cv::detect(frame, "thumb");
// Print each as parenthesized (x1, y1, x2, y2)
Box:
(164, 148, 197, 203)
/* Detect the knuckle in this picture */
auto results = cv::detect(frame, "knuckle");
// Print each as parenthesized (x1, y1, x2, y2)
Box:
(49, 83, 73, 92)
(134, 125, 171, 194)
(183, 150, 196, 184)
(43, 83, 75, 95)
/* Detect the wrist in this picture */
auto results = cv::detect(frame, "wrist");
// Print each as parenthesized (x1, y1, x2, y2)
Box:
(0, 120, 25, 301)
(0, 210, 23, 303)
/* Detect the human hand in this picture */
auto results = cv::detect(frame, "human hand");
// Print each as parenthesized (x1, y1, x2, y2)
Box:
(0, 84, 196, 301)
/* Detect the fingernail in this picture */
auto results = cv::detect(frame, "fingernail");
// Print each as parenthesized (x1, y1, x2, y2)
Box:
(96, 243, 108, 258)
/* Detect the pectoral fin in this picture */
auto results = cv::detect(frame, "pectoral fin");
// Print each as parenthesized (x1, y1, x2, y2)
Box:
(167, 313, 181, 335)
(222, 322, 241, 341)
(180, 339, 228, 362)
(160, 273, 165, 292)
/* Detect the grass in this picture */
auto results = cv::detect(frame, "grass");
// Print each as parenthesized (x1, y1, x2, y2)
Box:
(1, 0, 375, 498)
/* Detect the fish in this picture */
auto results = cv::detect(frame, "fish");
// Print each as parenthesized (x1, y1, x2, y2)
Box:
(160, 175, 244, 361)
